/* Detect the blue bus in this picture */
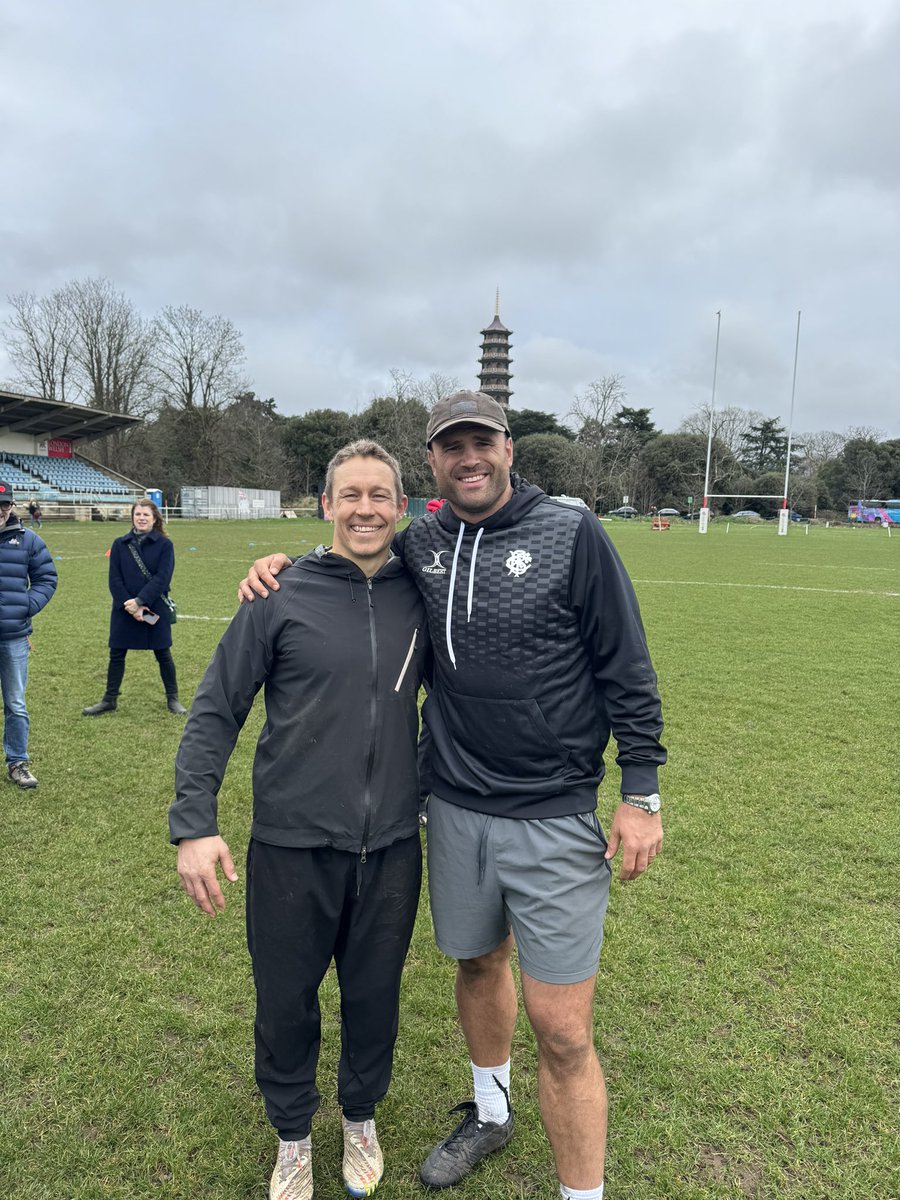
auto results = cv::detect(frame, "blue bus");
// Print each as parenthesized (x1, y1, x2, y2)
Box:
(849, 500, 900, 525)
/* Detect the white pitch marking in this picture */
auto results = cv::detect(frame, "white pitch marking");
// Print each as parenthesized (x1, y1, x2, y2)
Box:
(633, 578, 900, 599)
(757, 562, 898, 574)
(175, 614, 233, 622)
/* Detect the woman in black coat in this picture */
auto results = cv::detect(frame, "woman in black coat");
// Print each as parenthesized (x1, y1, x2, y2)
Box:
(83, 500, 186, 716)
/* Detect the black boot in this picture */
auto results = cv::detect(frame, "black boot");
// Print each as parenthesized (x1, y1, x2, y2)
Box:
(83, 696, 117, 716)
(166, 695, 187, 715)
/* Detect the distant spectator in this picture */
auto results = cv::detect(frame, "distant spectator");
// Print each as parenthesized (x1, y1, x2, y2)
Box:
(82, 501, 186, 717)
(27, 500, 43, 529)
(0, 483, 57, 788)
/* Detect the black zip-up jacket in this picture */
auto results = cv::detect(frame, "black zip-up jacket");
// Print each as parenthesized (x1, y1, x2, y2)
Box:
(169, 547, 429, 852)
(397, 476, 665, 818)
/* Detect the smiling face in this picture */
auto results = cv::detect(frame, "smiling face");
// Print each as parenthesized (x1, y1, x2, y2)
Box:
(427, 424, 514, 521)
(132, 505, 155, 532)
(0, 503, 12, 528)
(322, 456, 407, 575)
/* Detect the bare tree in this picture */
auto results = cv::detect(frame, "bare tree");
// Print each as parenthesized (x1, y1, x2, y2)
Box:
(568, 375, 632, 510)
(386, 368, 459, 408)
(151, 305, 246, 410)
(795, 429, 846, 476)
(3, 289, 76, 401)
(678, 403, 763, 456)
(415, 371, 459, 407)
(66, 277, 156, 416)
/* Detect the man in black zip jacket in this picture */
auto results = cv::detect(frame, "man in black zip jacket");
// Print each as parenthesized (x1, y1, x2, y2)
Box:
(240, 394, 666, 1200)
(170, 441, 429, 1200)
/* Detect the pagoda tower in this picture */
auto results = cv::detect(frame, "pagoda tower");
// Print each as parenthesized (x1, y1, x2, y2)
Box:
(478, 289, 513, 409)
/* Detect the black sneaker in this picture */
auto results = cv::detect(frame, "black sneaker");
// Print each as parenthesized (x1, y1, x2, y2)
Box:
(420, 1101, 514, 1189)
(83, 698, 117, 716)
(8, 761, 38, 788)
(166, 697, 187, 715)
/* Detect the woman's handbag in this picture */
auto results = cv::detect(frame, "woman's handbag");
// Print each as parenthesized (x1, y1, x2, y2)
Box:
(127, 542, 177, 625)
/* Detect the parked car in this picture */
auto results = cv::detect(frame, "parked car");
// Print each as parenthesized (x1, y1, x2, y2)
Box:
(731, 510, 762, 519)
(656, 508, 682, 517)
(607, 505, 639, 518)
(552, 495, 589, 510)
(788, 510, 809, 523)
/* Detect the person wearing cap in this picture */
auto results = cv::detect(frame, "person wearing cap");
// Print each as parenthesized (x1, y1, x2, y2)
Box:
(0, 482, 58, 788)
(238, 392, 666, 1200)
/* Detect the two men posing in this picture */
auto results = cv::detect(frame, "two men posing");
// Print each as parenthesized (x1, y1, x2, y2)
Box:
(170, 393, 666, 1200)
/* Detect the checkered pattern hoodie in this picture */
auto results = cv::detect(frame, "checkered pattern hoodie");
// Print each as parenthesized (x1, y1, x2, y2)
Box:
(398, 476, 665, 818)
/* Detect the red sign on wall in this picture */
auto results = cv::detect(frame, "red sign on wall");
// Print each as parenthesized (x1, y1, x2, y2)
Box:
(47, 439, 73, 458)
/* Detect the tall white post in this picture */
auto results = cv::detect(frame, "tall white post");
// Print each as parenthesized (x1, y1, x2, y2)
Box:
(779, 310, 802, 537)
(699, 310, 721, 535)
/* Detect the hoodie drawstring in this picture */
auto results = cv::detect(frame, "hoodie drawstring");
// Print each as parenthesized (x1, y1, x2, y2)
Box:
(466, 528, 483, 622)
(445, 524, 484, 668)
(445, 523, 466, 668)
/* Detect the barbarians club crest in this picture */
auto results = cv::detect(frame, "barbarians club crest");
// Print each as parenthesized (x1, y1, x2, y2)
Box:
(505, 548, 532, 577)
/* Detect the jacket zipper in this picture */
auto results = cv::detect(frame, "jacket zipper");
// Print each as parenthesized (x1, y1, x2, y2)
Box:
(359, 576, 378, 879)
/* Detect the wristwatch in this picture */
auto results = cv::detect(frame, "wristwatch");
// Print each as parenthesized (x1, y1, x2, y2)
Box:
(622, 793, 661, 814)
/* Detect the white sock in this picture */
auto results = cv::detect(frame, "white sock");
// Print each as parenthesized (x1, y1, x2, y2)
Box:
(560, 1184, 603, 1200)
(471, 1059, 511, 1124)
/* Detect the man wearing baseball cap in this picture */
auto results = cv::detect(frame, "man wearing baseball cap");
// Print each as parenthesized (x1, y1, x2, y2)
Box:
(0, 483, 57, 788)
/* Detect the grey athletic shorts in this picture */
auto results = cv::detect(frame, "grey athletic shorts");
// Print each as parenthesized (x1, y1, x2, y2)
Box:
(426, 795, 612, 985)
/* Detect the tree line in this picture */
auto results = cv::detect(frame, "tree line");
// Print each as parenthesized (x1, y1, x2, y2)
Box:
(3, 277, 897, 512)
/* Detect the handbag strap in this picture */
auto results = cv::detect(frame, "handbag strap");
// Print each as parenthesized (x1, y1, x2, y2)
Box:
(127, 540, 153, 580)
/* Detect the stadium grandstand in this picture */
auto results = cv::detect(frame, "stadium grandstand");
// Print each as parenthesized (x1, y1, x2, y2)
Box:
(0, 388, 145, 519)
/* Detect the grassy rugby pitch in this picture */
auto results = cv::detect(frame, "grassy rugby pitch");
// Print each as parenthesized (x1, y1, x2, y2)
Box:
(1, 516, 897, 1199)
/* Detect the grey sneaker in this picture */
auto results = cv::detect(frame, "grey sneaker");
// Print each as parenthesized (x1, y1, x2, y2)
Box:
(420, 1100, 514, 1189)
(270, 1138, 313, 1200)
(166, 696, 187, 715)
(83, 697, 117, 716)
(8, 761, 38, 789)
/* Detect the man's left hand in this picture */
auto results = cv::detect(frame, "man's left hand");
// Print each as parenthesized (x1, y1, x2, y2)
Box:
(605, 803, 663, 881)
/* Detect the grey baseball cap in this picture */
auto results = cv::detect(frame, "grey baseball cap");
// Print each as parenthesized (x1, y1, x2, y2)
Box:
(426, 391, 510, 446)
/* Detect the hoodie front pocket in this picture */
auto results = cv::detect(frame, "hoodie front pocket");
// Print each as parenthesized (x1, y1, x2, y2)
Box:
(433, 689, 570, 793)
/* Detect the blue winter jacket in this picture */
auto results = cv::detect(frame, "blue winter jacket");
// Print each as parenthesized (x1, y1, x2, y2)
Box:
(0, 514, 58, 641)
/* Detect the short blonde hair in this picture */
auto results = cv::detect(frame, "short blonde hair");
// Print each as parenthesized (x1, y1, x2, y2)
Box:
(324, 440, 404, 503)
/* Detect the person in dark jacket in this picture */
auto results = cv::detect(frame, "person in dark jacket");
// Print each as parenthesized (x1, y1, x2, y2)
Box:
(239, 393, 666, 1200)
(170, 441, 429, 1200)
(0, 482, 57, 788)
(82, 500, 186, 716)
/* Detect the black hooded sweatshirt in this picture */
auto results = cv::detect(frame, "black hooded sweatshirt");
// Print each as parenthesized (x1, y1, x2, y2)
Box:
(396, 476, 665, 818)
(169, 547, 428, 852)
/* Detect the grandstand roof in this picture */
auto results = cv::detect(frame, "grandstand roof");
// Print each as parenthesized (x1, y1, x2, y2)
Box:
(0, 389, 142, 442)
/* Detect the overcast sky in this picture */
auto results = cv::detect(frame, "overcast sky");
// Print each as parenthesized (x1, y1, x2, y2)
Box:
(1, 0, 897, 437)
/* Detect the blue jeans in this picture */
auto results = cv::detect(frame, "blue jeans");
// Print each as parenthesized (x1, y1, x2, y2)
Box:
(0, 636, 30, 764)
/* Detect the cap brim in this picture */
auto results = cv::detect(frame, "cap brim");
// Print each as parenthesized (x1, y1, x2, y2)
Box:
(427, 415, 510, 444)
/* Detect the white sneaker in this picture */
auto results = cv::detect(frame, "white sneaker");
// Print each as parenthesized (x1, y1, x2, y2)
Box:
(270, 1138, 313, 1200)
(342, 1118, 384, 1197)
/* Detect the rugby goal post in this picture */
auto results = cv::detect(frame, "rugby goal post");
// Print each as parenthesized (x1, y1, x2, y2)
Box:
(699, 311, 801, 537)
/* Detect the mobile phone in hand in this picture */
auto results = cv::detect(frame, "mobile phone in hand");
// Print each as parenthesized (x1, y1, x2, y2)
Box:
(142, 611, 160, 625)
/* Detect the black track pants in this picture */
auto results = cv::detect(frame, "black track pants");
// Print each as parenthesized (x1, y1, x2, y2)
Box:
(246, 835, 422, 1140)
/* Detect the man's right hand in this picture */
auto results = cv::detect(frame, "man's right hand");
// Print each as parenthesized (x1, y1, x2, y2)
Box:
(176, 835, 239, 917)
(237, 553, 293, 604)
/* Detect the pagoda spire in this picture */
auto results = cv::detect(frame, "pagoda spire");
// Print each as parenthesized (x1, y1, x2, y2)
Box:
(478, 293, 513, 409)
